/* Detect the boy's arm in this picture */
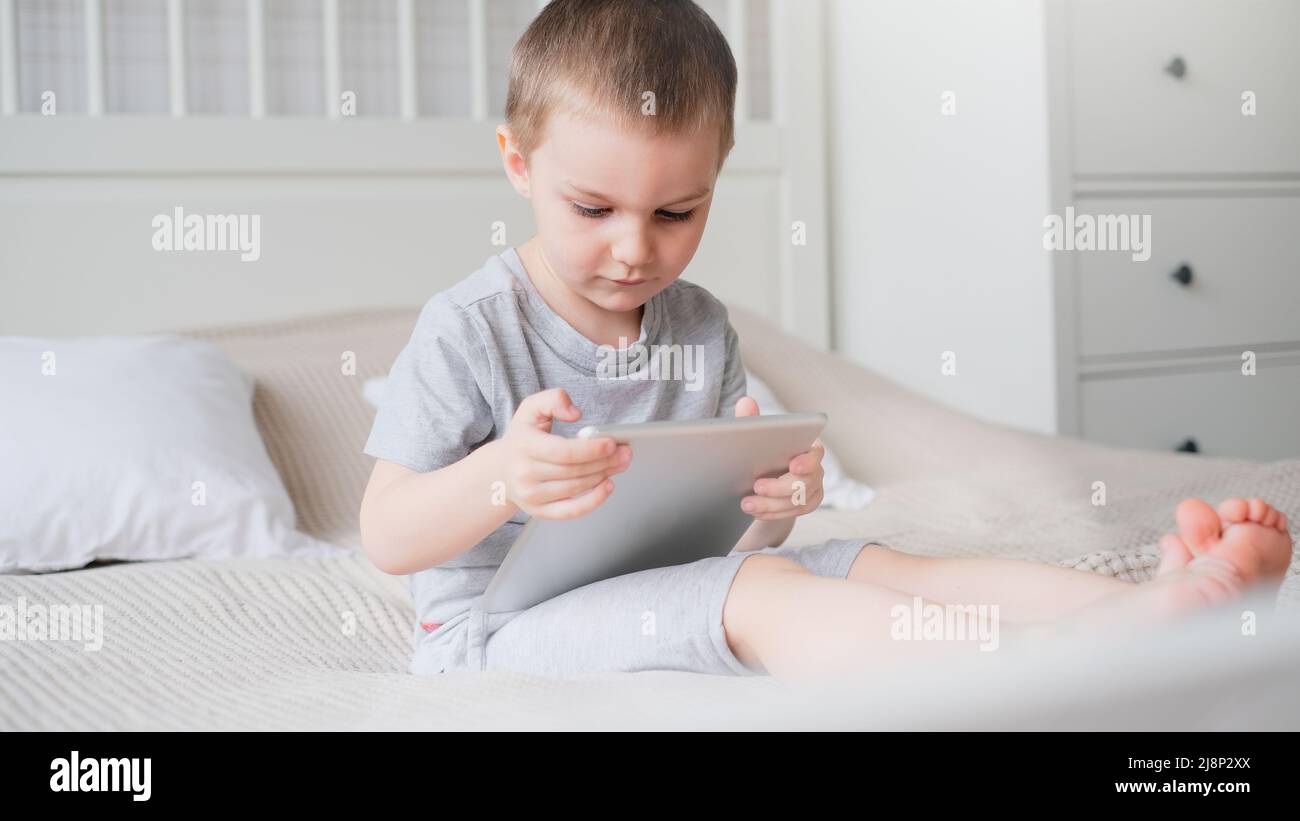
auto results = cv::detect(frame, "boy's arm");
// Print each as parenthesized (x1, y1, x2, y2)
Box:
(732, 517, 796, 553)
(360, 443, 517, 575)
(361, 296, 507, 575)
(361, 388, 626, 574)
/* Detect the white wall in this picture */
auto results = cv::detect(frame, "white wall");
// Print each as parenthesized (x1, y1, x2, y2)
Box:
(0, 118, 801, 337)
(826, 0, 1058, 435)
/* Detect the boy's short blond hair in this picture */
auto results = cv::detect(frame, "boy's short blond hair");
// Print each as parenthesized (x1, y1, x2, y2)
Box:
(505, 0, 737, 171)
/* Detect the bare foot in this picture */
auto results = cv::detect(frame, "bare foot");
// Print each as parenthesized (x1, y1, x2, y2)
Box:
(1072, 497, 1292, 628)
(1157, 497, 1291, 582)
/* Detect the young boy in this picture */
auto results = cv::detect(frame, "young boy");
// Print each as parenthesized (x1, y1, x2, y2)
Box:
(360, 0, 1293, 683)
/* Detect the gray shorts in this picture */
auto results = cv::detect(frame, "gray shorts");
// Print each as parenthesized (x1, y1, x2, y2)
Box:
(411, 538, 882, 678)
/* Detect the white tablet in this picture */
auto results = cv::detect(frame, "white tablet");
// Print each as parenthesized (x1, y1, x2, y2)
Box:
(478, 412, 827, 613)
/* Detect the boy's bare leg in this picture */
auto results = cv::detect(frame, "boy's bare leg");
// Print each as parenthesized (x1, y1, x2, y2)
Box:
(724, 497, 1292, 684)
(722, 555, 1013, 683)
(845, 545, 1135, 623)
(846, 496, 1292, 623)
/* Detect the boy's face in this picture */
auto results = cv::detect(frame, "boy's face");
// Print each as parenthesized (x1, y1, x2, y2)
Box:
(498, 106, 718, 316)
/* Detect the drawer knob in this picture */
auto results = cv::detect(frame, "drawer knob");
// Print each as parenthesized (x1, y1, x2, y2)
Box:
(1175, 437, 1199, 454)
(1164, 55, 1187, 79)
(1170, 263, 1194, 286)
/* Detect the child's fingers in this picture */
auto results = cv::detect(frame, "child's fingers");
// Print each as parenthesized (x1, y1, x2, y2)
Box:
(526, 429, 618, 465)
(512, 387, 584, 431)
(753, 475, 793, 497)
(741, 493, 798, 518)
(532, 467, 622, 504)
(742, 484, 826, 518)
(752, 471, 820, 499)
(529, 444, 631, 481)
(788, 440, 826, 474)
(535, 478, 616, 520)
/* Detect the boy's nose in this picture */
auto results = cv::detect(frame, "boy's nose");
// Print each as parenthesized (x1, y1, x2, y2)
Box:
(610, 226, 654, 269)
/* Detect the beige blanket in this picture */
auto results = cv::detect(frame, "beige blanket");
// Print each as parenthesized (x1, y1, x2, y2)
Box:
(2, 306, 1296, 730)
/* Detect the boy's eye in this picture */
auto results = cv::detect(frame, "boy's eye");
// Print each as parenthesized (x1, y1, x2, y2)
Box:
(569, 202, 695, 223)
(658, 208, 695, 222)
(570, 203, 610, 219)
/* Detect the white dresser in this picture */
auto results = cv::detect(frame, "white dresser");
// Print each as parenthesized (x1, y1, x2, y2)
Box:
(1046, 0, 1300, 460)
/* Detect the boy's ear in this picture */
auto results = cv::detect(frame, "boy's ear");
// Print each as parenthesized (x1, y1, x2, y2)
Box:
(496, 125, 531, 198)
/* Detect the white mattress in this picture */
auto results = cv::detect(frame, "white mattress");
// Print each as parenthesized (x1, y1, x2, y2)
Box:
(3, 511, 1297, 731)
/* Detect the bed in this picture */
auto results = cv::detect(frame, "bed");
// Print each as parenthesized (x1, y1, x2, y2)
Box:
(2, 304, 1297, 730)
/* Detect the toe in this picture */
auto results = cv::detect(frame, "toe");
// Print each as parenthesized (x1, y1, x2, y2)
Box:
(1263, 508, 1280, 529)
(1280, 512, 1290, 533)
(1249, 497, 1268, 523)
(1218, 497, 1249, 524)
(1157, 533, 1194, 574)
(1177, 498, 1222, 555)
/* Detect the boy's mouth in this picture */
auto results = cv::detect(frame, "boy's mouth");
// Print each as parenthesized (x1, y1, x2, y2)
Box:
(609, 277, 647, 286)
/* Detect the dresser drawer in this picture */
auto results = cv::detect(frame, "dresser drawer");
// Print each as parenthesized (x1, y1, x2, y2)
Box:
(1075, 196, 1300, 358)
(1080, 359, 1300, 460)
(1068, 0, 1300, 175)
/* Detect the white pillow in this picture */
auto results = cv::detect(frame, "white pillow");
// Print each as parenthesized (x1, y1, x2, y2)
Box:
(362, 371, 875, 510)
(0, 336, 344, 573)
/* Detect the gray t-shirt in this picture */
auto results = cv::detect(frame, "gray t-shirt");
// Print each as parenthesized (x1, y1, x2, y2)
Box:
(364, 246, 747, 633)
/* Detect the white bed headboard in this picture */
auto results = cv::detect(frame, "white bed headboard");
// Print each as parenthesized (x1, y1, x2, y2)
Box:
(0, 0, 830, 349)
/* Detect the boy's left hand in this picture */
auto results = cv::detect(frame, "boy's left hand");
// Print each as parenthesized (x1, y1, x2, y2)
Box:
(734, 396, 825, 520)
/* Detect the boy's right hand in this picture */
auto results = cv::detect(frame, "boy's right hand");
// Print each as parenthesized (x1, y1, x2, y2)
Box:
(500, 388, 632, 520)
